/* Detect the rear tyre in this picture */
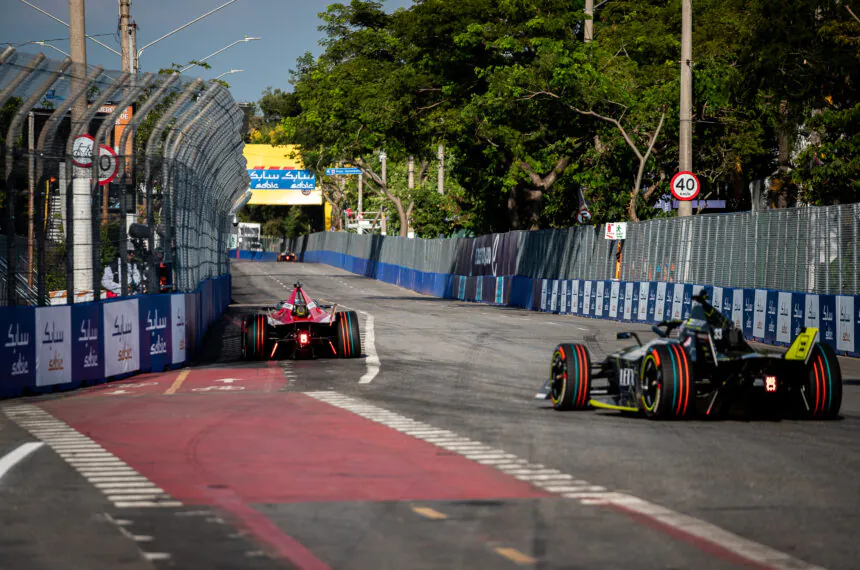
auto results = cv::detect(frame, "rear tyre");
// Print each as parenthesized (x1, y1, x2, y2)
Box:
(641, 343, 693, 420)
(800, 343, 842, 419)
(242, 314, 270, 360)
(336, 311, 362, 358)
(549, 343, 592, 411)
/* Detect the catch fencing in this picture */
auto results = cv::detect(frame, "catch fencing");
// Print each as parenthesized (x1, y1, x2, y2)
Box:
(0, 48, 249, 307)
(289, 203, 860, 296)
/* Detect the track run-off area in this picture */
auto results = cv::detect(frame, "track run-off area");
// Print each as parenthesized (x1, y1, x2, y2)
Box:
(2, 260, 859, 570)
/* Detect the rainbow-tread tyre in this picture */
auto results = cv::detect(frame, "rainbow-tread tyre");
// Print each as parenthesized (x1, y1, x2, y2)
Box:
(640, 344, 693, 420)
(549, 343, 592, 411)
(802, 343, 842, 419)
(242, 314, 269, 360)
(336, 310, 362, 358)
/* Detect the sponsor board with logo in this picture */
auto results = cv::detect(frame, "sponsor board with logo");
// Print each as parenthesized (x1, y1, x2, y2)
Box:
(171, 294, 187, 365)
(595, 281, 605, 317)
(140, 296, 171, 373)
(0, 306, 35, 392)
(753, 289, 768, 340)
(623, 282, 634, 320)
(103, 299, 140, 377)
(71, 303, 102, 382)
(638, 282, 650, 321)
(35, 306, 72, 386)
(836, 295, 855, 353)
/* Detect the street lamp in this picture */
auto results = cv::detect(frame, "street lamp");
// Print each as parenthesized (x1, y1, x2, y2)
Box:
(135, 0, 240, 71)
(215, 69, 244, 80)
(30, 40, 69, 58)
(19, 0, 121, 56)
(180, 36, 260, 74)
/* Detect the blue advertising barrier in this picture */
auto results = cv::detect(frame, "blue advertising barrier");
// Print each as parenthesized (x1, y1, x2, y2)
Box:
(0, 274, 231, 399)
(285, 248, 860, 359)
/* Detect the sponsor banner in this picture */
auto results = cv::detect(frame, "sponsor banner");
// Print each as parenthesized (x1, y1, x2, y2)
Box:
(71, 303, 102, 382)
(582, 281, 592, 316)
(646, 282, 658, 322)
(742, 289, 755, 337)
(681, 285, 696, 319)
(609, 281, 620, 318)
(595, 281, 605, 317)
(540, 280, 549, 310)
(103, 299, 140, 377)
(671, 284, 684, 321)
(820, 295, 836, 347)
(836, 296, 855, 353)
(753, 289, 768, 340)
(35, 306, 72, 387)
(804, 294, 820, 332)
(560, 280, 568, 313)
(791, 293, 806, 339)
(731, 289, 744, 330)
(452, 233, 519, 277)
(602, 282, 611, 315)
(765, 291, 778, 343)
(248, 169, 316, 190)
(475, 277, 483, 302)
(623, 282, 634, 320)
(776, 292, 792, 344)
(654, 282, 668, 322)
(550, 280, 559, 312)
(0, 306, 36, 392)
(495, 277, 505, 305)
(571, 279, 580, 314)
(248, 188, 323, 206)
(712, 286, 724, 318)
(185, 293, 199, 357)
(637, 282, 650, 321)
(171, 294, 187, 364)
(720, 288, 733, 321)
(140, 295, 171, 373)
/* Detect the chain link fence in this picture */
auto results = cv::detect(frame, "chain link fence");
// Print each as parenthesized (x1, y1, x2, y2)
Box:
(290, 202, 860, 296)
(0, 49, 249, 306)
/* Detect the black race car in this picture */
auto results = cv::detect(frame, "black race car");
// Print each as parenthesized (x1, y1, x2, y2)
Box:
(536, 292, 842, 420)
(241, 282, 361, 360)
(277, 250, 297, 262)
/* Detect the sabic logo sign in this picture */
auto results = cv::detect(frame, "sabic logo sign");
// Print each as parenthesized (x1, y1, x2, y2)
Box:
(6, 323, 30, 377)
(43, 320, 65, 372)
(79, 319, 99, 369)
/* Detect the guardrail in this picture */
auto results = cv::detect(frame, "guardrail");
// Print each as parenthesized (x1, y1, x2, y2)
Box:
(0, 274, 230, 399)
(273, 239, 860, 359)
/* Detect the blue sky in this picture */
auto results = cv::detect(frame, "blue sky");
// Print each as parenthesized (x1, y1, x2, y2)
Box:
(1, 0, 413, 104)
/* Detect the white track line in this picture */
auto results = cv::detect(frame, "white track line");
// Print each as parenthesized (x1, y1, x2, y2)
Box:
(0, 442, 44, 482)
(304, 391, 824, 570)
(358, 312, 380, 383)
(3, 405, 181, 509)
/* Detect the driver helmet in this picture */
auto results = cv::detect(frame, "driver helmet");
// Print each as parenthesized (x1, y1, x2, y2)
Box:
(292, 302, 309, 319)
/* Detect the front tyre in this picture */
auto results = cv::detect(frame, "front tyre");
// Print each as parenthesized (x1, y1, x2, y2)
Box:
(549, 343, 592, 411)
(641, 344, 693, 420)
(800, 343, 842, 419)
(336, 311, 362, 358)
(242, 314, 270, 360)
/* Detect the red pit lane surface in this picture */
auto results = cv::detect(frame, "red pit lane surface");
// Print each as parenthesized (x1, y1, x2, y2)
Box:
(40, 392, 549, 504)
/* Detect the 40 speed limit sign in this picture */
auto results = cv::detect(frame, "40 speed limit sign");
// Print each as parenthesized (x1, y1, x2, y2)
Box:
(670, 171, 701, 200)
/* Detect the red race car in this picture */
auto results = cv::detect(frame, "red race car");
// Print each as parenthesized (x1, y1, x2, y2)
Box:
(241, 282, 361, 360)
(277, 250, 298, 262)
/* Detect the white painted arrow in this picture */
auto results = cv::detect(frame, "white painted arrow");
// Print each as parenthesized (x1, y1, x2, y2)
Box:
(214, 378, 242, 384)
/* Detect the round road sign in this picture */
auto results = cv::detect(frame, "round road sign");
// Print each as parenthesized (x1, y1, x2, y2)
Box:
(670, 171, 701, 201)
(576, 207, 592, 224)
(97, 144, 118, 186)
(71, 134, 95, 168)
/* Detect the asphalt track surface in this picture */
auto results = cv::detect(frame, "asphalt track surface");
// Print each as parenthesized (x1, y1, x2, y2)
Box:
(1, 259, 859, 570)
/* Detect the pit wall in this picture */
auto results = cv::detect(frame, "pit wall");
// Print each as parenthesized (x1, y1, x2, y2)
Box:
(0, 275, 231, 399)
(233, 247, 859, 359)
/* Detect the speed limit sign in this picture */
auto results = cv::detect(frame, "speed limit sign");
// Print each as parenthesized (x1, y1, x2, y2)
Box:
(670, 171, 700, 201)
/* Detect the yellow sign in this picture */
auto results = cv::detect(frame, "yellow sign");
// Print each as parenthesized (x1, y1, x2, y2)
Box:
(243, 144, 323, 206)
(324, 201, 333, 230)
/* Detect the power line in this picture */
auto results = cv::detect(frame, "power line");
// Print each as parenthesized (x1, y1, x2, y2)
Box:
(8, 33, 117, 47)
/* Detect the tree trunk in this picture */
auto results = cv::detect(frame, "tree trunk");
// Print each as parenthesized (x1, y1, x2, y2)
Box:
(518, 156, 571, 230)
(507, 188, 521, 230)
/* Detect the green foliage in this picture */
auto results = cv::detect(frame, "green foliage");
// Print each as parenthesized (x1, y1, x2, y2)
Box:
(256, 0, 860, 234)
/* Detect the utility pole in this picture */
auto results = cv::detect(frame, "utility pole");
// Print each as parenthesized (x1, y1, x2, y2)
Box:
(437, 144, 444, 194)
(27, 111, 35, 288)
(120, 0, 132, 73)
(678, 0, 693, 217)
(70, 0, 92, 295)
(584, 0, 594, 43)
